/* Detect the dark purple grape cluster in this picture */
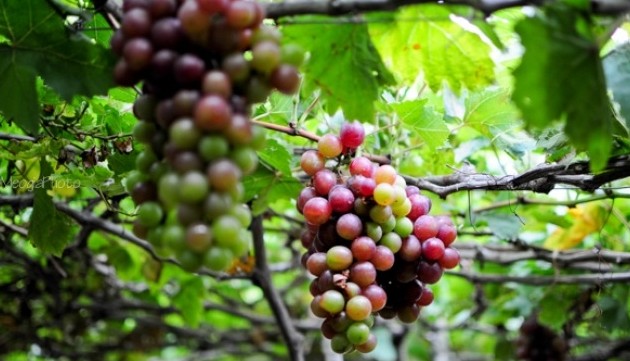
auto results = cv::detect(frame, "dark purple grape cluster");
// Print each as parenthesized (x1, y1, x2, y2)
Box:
(112, 0, 302, 272)
(516, 316, 567, 361)
(298, 122, 460, 353)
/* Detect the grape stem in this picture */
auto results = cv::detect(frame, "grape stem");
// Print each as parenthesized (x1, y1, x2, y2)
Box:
(251, 119, 391, 164)
(250, 215, 306, 361)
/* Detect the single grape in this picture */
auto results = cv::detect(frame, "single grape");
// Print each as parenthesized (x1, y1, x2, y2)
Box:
(195, 95, 232, 131)
(318, 134, 344, 158)
(371, 245, 395, 271)
(302, 197, 332, 225)
(185, 223, 213, 252)
(270, 64, 300, 94)
(300, 150, 325, 176)
(320, 290, 345, 315)
(373, 183, 395, 206)
(349, 156, 373, 177)
(439, 247, 460, 269)
(349, 261, 377, 288)
(326, 245, 353, 271)
(313, 169, 337, 196)
(169, 118, 201, 149)
(328, 186, 355, 213)
(351, 236, 376, 262)
(346, 295, 372, 321)
(336, 213, 363, 241)
(250, 41, 281, 74)
(413, 215, 439, 241)
(178, 171, 209, 203)
(306, 252, 328, 277)
(204, 247, 234, 271)
(137, 201, 164, 227)
(374, 164, 397, 185)
(362, 284, 387, 312)
(346, 322, 370, 345)
(207, 159, 242, 192)
(422, 237, 445, 261)
(339, 121, 365, 149)
(417, 261, 443, 284)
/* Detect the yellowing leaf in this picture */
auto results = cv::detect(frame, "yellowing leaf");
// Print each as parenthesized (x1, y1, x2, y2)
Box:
(544, 203, 605, 250)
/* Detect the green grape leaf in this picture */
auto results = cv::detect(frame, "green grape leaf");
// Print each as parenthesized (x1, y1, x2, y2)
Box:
(477, 213, 523, 240)
(604, 43, 630, 128)
(258, 138, 292, 176)
(283, 19, 394, 121)
(464, 90, 520, 138)
(538, 288, 575, 329)
(369, 5, 494, 91)
(173, 277, 205, 328)
(0, 0, 116, 134)
(28, 160, 73, 256)
(243, 166, 303, 215)
(512, 5, 613, 170)
(392, 100, 449, 149)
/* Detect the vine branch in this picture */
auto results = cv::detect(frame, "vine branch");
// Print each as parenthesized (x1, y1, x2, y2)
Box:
(404, 155, 630, 198)
(250, 215, 305, 361)
(265, 0, 630, 18)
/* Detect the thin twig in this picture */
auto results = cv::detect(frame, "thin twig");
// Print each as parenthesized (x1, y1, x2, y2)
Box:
(449, 270, 630, 285)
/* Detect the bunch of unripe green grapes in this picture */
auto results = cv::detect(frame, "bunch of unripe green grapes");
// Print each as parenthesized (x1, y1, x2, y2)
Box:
(112, 0, 302, 271)
(297, 122, 460, 353)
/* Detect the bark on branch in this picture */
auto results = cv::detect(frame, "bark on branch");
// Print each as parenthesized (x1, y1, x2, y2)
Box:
(265, 0, 630, 18)
(405, 155, 630, 198)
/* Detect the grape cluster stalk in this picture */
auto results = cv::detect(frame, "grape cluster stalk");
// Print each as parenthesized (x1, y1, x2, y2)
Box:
(112, 0, 302, 272)
(298, 122, 460, 353)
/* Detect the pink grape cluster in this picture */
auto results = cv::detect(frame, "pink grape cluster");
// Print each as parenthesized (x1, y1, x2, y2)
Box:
(297, 122, 460, 354)
(112, 0, 302, 272)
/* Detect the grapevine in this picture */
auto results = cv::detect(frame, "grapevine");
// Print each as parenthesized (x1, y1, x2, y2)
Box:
(298, 121, 460, 353)
(112, 0, 302, 272)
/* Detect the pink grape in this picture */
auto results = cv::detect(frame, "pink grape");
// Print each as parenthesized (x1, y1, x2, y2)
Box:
(339, 121, 365, 149)
(303, 197, 332, 225)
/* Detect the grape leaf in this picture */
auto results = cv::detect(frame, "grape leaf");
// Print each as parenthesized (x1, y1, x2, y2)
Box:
(243, 166, 302, 215)
(369, 5, 494, 91)
(173, 277, 205, 327)
(283, 19, 394, 121)
(391, 100, 449, 149)
(464, 90, 520, 138)
(512, 5, 613, 170)
(603, 43, 630, 128)
(258, 138, 292, 176)
(0, 0, 115, 134)
(28, 160, 73, 256)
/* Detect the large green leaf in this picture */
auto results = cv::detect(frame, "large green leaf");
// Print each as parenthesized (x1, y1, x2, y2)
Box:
(391, 100, 449, 149)
(369, 5, 494, 91)
(283, 19, 394, 121)
(28, 160, 73, 256)
(604, 43, 630, 128)
(0, 0, 115, 134)
(512, 5, 613, 170)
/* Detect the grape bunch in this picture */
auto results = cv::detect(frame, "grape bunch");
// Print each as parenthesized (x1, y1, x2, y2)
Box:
(298, 122, 460, 353)
(112, 0, 302, 272)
